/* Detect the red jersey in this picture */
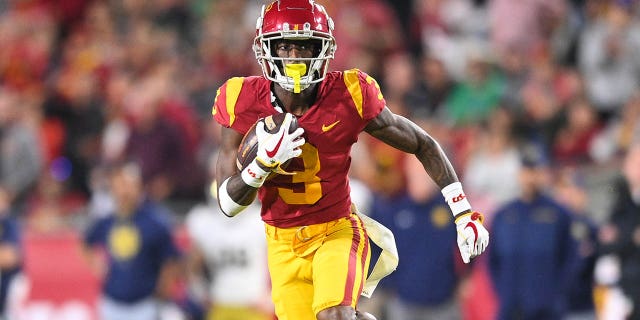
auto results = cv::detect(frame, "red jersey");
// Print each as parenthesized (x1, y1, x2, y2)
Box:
(213, 69, 385, 227)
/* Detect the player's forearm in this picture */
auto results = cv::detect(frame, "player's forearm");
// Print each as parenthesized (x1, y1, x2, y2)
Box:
(395, 116, 460, 189)
(217, 174, 260, 217)
(223, 175, 260, 204)
(215, 144, 260, 216)
(392, 118, 474, 216)
(414, 134, 460, 190)
(414, 134, 475, 216)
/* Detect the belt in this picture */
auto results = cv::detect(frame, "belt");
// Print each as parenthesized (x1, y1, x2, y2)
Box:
(264, 218, 344, 242)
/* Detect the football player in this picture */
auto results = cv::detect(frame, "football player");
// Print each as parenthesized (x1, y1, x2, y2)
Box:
(212, 1, 490, 319)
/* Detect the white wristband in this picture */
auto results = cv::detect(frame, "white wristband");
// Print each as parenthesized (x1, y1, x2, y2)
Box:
(441, 182, 472, 216)
(218, 178, 248, 217)
(241, 160, 269, 188)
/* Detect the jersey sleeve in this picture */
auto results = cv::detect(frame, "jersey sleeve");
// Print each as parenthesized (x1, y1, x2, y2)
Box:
(211, 77, 262, 134)
(212, 77, 245, 129)
(342, 69, 386, 121)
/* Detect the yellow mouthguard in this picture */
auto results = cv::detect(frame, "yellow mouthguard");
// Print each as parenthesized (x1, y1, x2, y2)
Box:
(284, 63, 307, 93)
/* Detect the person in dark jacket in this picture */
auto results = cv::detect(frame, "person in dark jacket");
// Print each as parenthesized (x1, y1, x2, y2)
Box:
(553, 168, 599, 320)
(598, 143, 640, 320)
(488, 147, 576, 320)
(369, 155, 462, 320)
(83, 161, 182, 320)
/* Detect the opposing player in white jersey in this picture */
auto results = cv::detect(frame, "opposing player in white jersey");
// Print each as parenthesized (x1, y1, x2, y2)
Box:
(185, 189, 273, 320)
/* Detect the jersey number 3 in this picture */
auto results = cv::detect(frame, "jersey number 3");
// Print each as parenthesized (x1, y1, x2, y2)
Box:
(277, 143, 322, 204)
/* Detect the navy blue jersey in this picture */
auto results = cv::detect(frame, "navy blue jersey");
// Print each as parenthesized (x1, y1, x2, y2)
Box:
(0, 214, 20, 313)
(489, 194, 575, 320)
(84, 199, 180, 302)
(370, 193, 458, 306)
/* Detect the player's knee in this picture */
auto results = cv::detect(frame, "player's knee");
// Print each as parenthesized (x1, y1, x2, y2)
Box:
(316, 305, 355, 320)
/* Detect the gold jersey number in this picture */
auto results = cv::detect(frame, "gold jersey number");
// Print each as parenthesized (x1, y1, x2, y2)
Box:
(277, 143, 322, 204)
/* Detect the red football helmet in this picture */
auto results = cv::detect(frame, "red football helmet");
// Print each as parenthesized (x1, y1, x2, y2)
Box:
(253, 0, 336, 92)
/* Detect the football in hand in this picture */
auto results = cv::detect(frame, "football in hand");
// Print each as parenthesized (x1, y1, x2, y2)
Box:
(236, 113, 300, 171)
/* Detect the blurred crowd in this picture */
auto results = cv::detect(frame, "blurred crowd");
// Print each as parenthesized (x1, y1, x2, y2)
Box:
(1, 0, 640, 319)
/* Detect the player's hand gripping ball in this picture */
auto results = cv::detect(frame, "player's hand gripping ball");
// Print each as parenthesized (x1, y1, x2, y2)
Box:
(236, 113, 304, 174)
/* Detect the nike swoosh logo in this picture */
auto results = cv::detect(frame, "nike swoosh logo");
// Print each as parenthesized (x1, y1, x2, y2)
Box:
(321, 120, 340, 132)
(465, 222, 479, 248)
(266, 131, 285, 158)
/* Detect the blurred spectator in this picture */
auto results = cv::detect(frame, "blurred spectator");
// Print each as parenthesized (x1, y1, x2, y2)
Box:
(196, 0, 259, 92)
(328, 0, 405, 78)
(549, 0, 585, 66)
(578, 0, 640, 119)
(44, 60, 105, 197)
(0, 188, 22, 319)
(512, 66, 565, 153)
(369, 154, 462, 320)
(414, 0, 490, 80)
(185, 190, 273, 320)
(554, 67, 585, 108)
(598, 143, 640, 319)
(152, 0, 196, 47)
(380, 53, 416, 115)
(0, 6, 56, 90)
(552, 97, 603, 166)
(100, 70, 132, 166)
(519, 48, 584, 112)
(463, 107, 521, 214)
(590, 91, 640, 163)
(443, 49, 505, 127)
(488, 0, 567, 60)
(404, 54, 456, 120)
(0, 87, 43, 209)
(552, 167, 598, 320)
(83, 161, 183, 320)
(85, 70, 132, 219)
(496, 46, 530, 112)
(121, 74, 195, 202)
(383, 0, 414, 41)
(488, 146, 577, 320)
